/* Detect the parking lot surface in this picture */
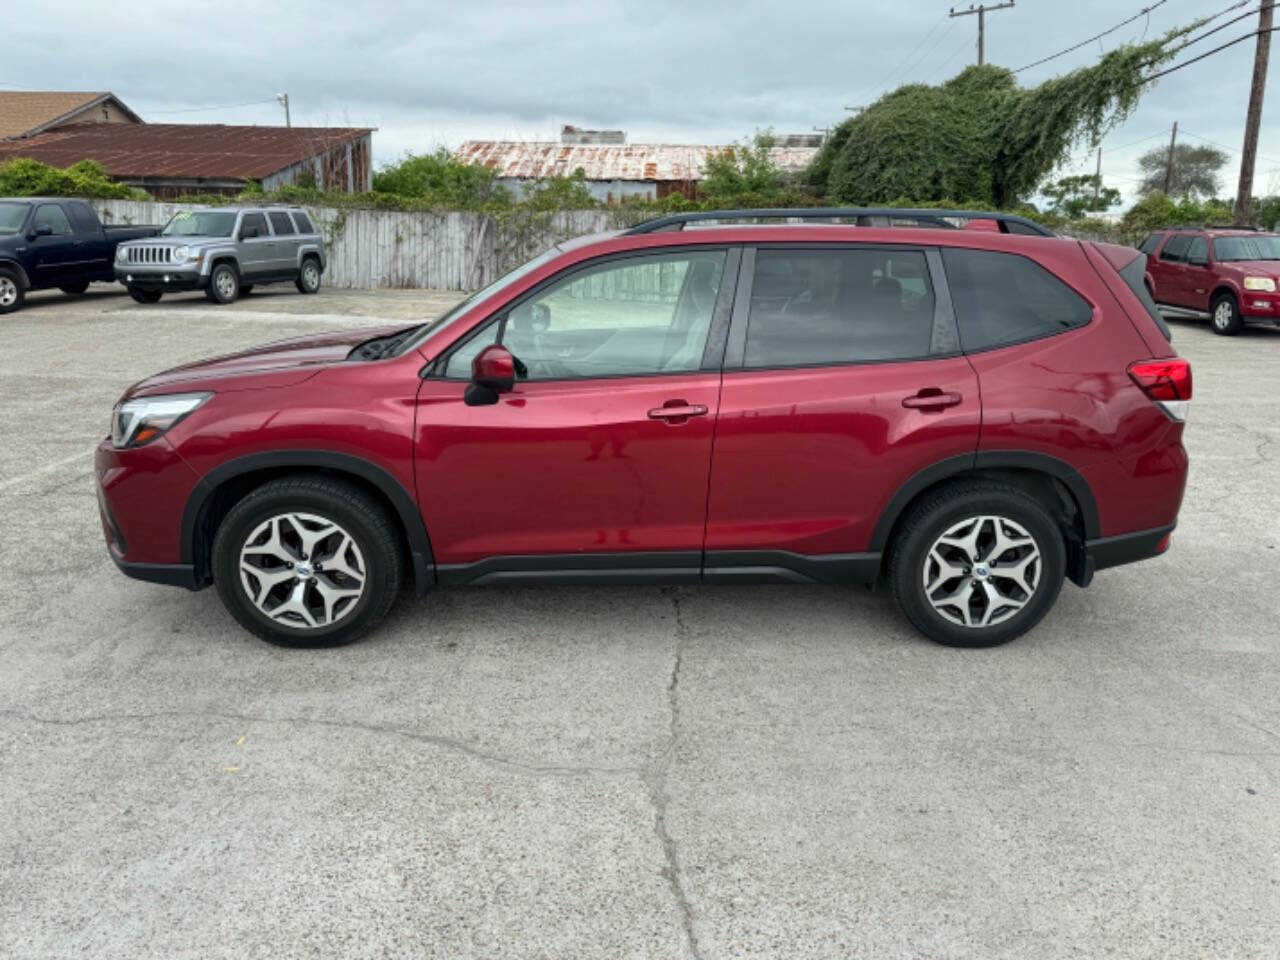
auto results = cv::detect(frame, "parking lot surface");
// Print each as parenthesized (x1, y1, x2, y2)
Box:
(2, 284, 1278, 959)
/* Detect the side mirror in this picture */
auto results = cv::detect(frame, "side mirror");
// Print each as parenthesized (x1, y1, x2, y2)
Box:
(240, 225, 260, 240)
(465, 344, 518, 406)
(31, 224, 53, 239)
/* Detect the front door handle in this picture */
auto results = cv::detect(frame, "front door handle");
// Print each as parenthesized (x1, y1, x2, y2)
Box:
(902, 389, 963, 411)
(648, 400, 709, 424)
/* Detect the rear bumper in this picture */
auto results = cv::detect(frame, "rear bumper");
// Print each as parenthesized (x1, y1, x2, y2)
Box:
(1080, 523, 1175, 584)
(109, 550, 200, 589)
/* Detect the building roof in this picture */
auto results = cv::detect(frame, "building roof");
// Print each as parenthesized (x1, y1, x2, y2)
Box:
(0, 91, 141, 140)
(0, 123, 374, 181)
(454, 140, 821, 182)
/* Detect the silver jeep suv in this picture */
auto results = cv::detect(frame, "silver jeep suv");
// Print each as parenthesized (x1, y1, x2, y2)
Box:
(114, 206, 326, 305)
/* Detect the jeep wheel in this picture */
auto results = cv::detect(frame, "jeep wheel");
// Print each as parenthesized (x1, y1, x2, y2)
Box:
(295, 257, 321, 294)
(60, 281, 90, 295)
(1211, 292, 1243, 336)
(889, 481, 1066, 648)
(128, 286, 163, 304)
(0, 267, 24, 314)
(206, 263, 240, 304)
(211, 477, 402, 647)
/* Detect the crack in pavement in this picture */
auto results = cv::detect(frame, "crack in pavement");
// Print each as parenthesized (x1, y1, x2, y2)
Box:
(645, 587, 703, 960)
(0, 707, 644, 780)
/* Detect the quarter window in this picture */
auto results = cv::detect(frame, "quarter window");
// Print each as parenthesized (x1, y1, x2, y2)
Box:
(268, 212, 296, 235)
(941, 248, 1091, 351)
(291, 211, 315, 233)
(33, 204, 72, 236)
(743, 248, 937, 367)
(445, 251, 727, 380)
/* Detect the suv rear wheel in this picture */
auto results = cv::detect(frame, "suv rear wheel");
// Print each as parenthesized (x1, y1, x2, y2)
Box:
(206, 262, 240, 304)
(296, 256, 321, 294)
(889, 481, 1066, 647)
(1210, 291, 1243, 336)
(0, 267, 25, 314)
(211, 477, 402, 647)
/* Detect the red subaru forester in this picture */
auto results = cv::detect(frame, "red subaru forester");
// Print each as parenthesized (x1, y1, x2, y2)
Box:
(97, 209, 1190, 648)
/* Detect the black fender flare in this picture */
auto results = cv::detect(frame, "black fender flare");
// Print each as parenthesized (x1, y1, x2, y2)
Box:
(868, 450, 1101, 553)
(179, 450, 434, 594)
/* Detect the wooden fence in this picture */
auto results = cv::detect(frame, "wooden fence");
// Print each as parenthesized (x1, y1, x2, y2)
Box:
(97, 200, 620, 292)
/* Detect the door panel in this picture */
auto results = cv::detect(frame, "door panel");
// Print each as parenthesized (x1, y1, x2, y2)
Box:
(414, 373, 721, 564)
(705, 358, 981, 557)
(236, 212, 275, 277)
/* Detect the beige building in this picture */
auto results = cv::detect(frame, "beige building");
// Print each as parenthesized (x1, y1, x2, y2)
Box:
(0, 91, 141, 140)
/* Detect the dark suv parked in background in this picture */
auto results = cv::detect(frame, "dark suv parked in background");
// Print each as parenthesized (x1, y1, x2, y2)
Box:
(97, 208, 1190, 649)
(1138, 226, 1280, 335)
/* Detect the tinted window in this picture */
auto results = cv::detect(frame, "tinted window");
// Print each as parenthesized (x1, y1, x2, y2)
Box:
(1212, 235, 1280, 261)
(1160, 236, 1192, 261)
(446, 251, 727, 380)
(941, 248, 1091, 351)
(744, 248, 936, 367)
(1138, 233, 1164, 254)
(1118, 253, 1172, 343)
(0, 201, 30, 234)
(291, 211, 315, 234)
(66, 201, 99, 233)
(268, 211, 296, 235)
(1186, 237, 1209, 263)
(240, 212, 269, 237)
(33, 204, 72, 236)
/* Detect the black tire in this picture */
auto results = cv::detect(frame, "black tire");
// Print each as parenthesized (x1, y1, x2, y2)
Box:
(211, 476, 402, 647)
(206, 262, 240, 304)
(128, 286, 163, 304)
(295, 256, 322, 294)
(240, 284, 254, 295)
(1210, 291, 1243, 336)
(888, 481, 1066, 648)
(60, 281, 90, 295)
(0, 266, 25, 314)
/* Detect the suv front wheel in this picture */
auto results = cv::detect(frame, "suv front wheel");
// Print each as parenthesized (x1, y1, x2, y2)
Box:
(206, 262, 241, 304)
(211, 477, 403, 647)
(889, 481, 1066, 647)
(1210, 291, 1243, 336)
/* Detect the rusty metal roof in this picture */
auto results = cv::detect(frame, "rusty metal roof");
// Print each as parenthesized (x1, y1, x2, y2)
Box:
(454, 140, 820, 182)
(0, 123, 373, 180)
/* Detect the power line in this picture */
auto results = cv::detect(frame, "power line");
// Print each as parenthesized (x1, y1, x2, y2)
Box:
(1181, 128, 1280, 167)
(854, 15, 958, 107)
(1012, 0, 1170, 74)
(143, 98, 279, 116)
(1143, 24, 1280, 80)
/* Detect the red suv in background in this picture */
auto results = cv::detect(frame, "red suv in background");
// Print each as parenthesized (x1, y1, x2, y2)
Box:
(1139, 226, 1280, 335)
(97, 208, 1191, 649)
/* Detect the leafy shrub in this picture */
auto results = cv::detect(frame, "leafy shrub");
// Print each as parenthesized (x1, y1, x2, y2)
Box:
(0, 157, 143, 199)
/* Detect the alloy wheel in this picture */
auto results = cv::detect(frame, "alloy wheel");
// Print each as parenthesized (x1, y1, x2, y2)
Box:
(215, 269, 238, 301)
(302, 262, 320, 291)
(238, 512, 366, 629)
(1213, 301, 1233, 330)
(922, 515, 1041, 628)
(0, 277, 16, 307)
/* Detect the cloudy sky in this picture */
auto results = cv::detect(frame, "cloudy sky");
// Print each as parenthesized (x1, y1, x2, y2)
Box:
(6, 0, 1278, 206)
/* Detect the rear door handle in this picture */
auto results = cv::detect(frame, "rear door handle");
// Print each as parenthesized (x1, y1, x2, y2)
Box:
(902, 389, 963, 411)
(648, 400, 709, 424)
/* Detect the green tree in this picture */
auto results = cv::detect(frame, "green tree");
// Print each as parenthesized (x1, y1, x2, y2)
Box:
(372, 149, 510, 208)
(1135, 143, 1229, 200)
(1042, 174, 1122, 218)
(0, 157, 140, 199)
(809, 20, 1200, 208)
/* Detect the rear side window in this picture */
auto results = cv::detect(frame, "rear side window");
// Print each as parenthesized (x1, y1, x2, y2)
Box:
(1160, 236, 1191, 262)
(1138, 233, 1164, 254)
(1118, 253, 1172, 342)
(291, 211, 315, 234)
(941, 248, 1091, 352)
(66, 201, 99, 233)
(743, 247, 937, 367)
(268, 211, 296, 235)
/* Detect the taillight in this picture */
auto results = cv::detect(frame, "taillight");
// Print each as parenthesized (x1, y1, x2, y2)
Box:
(1128, 358, 1192, 421)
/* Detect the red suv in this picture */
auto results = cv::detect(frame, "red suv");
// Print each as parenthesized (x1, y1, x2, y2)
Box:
(1139, 226, 1280, 335)
(97, 208, 1190, 649)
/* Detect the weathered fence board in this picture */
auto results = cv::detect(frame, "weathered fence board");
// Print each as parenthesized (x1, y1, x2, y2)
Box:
(96, 200, 620, 292)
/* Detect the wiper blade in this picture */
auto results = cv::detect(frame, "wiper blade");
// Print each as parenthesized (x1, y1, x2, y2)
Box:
(349, 328, 416, 361)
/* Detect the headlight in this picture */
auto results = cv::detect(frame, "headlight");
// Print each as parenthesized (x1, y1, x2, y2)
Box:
(1243, 276, 1276, 292)
(172, 245, 190, 262)
(111, 392, 211, 448)
(115, 246, 128, 263)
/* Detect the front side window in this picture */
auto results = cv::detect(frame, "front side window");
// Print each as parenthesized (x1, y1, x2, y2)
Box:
(445, 251, 727, 380)
(240, 212, 269, 237)
(941, 248, 1091, 352)
(268, 211, 296, 235)
(1160, 235, 1192, 262)
(33, 204, 72, 236)
(744, 248, 936, 367)
(161, 211, 238, 237)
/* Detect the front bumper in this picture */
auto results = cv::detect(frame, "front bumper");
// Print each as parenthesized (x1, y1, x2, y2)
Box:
(96, 437, 206, 590)
(115, 266, 205, 292)
(1239, 289, 1280, 319)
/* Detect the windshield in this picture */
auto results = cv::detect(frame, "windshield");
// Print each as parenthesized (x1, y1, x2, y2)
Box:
(1212, 235, 1280, 261)
(161, 210, 239, 238)
(0, 202, 30, 234)
(399, 246, 564, 354)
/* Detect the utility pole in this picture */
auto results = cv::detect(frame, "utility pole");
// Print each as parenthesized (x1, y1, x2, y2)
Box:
(1164, 121, 1178, 195)
(949, 1, 1015, 66)
(276, 92, 291, 128)
(1094, 147, 1102, 198)
(1234, 0, 1275, 225)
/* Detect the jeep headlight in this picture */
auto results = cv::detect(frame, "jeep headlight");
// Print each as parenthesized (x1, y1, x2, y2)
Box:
(172, 245, 191, 262)
(1243, 276, 1276, 292)
(111, 392, 211, 448)
(115, 246, 129, 263)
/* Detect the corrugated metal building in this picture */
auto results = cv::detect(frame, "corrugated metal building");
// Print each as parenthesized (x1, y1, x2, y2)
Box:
(0, 121, 374, 198)
(455, 129, 822, 203)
